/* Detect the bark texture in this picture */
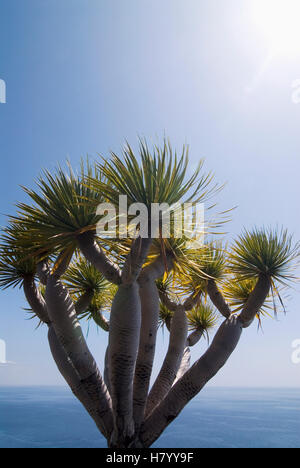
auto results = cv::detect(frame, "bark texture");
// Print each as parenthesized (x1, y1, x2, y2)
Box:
(141, 316, 243, 447)
(77, 231, 121, 284)
(239, 274, 271, 328)
(45, 273, 113, 437)
(146, 305, 188, 417)
(108, 282, 141, 447)
(133, 256, 172, 431)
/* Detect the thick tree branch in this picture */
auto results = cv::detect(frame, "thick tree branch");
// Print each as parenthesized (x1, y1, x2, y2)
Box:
(36, 260, 50, 286)
(183, 291, 201, 311)
(187, 329, 203, 347)
(122, 237, 152, 285)
(207, 279, 231, 318)
(75, 290, 94, 315)
(159, 290, 178, 312)
(45, 274, 113, 437)
(172, 347, 191, 386)
(141, 316, 243, 447)
(238, 274, 271, 328)
(133, 255, 173, 433)
(108, 282, 141, 447)
(145, 305, 188, 417)
(77, 231, 121, 285)
(23, 276, 50, 324)
(48, 325, 112, 438)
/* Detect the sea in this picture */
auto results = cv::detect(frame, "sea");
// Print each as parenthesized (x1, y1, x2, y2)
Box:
(0, 387, 299, 448)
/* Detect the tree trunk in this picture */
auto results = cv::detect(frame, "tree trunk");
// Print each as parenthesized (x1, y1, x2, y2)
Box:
(45, 274, 113, 438)
(108, 282, 141, 447)
(75, 290, 94, 315)
(239, 274, 271, 328)
(132, 257, 169, 432)
(141, 316, 243, 447)
(23, 276, 50, 324)
(173, 347, 191, 386)
(146, 305, 188, 417)
(77, 231, 121, 284)
(48, 325, 110, 437)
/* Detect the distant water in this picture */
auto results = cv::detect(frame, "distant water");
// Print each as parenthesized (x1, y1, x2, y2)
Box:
(0, 387, 299, 448)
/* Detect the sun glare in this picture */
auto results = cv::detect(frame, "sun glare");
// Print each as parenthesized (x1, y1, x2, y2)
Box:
(252, 0, 300, 55)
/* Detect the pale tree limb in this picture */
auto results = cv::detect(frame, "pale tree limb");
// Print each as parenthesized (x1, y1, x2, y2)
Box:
(36, 259, 51, 286)
(75, 290, 94, 315)
(172, 347, 191, 386)
(45, 268, 113, 438)
(183, 291, 202, 311)
(108, 282, 141, 447)
(48, 325, 111, 437)
(174, 329, 204, 386)
(107, 237, 154, 446)
(239, 274, 271, 328)
(206, 279, 231, 318)
(133, 255, 173, 432)
(159, 290, 178, 312)
(145, 305, 188, 417)
(23, 273, 113, 438)
(104, 346, 111, 393)
(122, 237, 153, 285)
(23, 276, 50, 324)
(187, 329, 204, 347)
(77, 231, 121, 285)
(141, 316, 243, 447)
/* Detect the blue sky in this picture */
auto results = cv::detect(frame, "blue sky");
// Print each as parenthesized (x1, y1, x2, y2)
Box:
(0, 0, 299, 387)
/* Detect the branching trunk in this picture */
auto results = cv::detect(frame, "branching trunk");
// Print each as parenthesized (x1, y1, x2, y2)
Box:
(173, 330, 203, 387)
(141, 316, 243, 447)
(239, 274, 271, 328)
(77, 231, 121, 285)
(48, 325, 111, 437)
(23, 276, 50, 324)
(146, 305, 188, 417)
(122, 238, 152, 284)
(187, 329, 203, 347)
(108, 282, 141, 447)
(207, 279, 231, 318)
(104, 346, 111, 393)
(93, 310, 110, 331)
(173, 347, 191, 386)
(45, 274, 113, 438)
(133, 256, 172, 432)
(75, 290, 94, 315)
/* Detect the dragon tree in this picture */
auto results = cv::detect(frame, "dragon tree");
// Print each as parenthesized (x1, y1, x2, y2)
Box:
(0, 140, 298, 448)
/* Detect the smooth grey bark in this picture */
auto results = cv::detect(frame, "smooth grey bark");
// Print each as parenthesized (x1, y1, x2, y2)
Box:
(141, 316, 243, 447)
(122, 237, 153, 285)
(104, 346, 111, 393)
(173, 347, 191, 386)
(146, 305, 188, 417)
(23, 276, 112, 438)
(108, 282, 142, 447)
(187, 329, 203, 347)
(77, 231, 121, 284)
(36, 260, 50, 286)
(48, 325, 111, 437)
(159, 290, 178, 312)
(75, 290, 94, 315)
(133, 256, 173, 431)
(23, 276, 50, 324)
(207, 279, 231, 318)
(239, 274, 271, 328)
(183, 291, 201, 311)
(174, 330, 204, 387)
(45, 273, 113, 437)
(93, 310, 110, 331)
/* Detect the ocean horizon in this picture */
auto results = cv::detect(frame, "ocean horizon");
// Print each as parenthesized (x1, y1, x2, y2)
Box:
(0, 386, 299, 448)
